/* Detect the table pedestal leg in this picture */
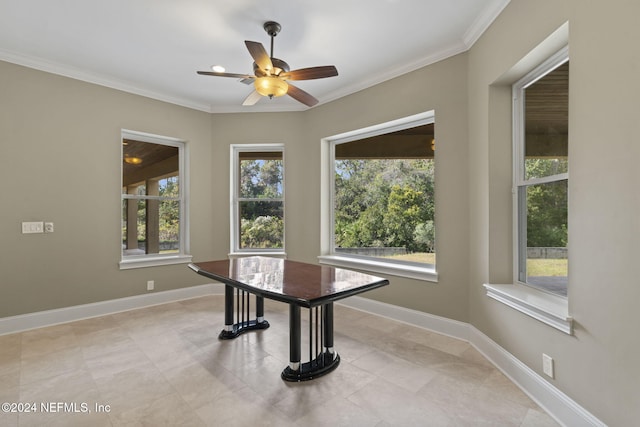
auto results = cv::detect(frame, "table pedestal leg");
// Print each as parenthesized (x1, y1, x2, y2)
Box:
(289, 304, 301, 372)
(281, 302, 340, 382)
(219, 285, 270, 339)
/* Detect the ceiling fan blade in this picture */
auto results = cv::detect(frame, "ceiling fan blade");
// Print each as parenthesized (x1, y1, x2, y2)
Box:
(239, 77, 255, 85)
(280, 66, 338, 81)
(245, 41, 273, 73)
(286, 83, 319, 107)
(242, 90, 262, 106)
(197, 71, 254, 79)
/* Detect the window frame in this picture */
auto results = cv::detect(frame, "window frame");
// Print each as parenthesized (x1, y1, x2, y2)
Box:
(119, 129, 191, 270)
(484, 27, 573, 335)
(319, 111, 437, 282)
(512, 47, 569, 294)
(230, 144, 286, 257)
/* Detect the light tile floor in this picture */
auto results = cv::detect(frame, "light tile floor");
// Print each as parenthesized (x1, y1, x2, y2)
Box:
(0, 295, 560, 426)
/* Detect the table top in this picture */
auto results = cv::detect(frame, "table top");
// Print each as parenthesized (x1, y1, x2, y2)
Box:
(189, 256, 389, 307)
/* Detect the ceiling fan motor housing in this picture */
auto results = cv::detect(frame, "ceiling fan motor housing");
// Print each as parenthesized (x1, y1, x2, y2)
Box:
(253, 58, 289, 77)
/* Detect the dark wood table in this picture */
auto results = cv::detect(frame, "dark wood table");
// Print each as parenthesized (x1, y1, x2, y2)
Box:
(188, 256, 389, 381)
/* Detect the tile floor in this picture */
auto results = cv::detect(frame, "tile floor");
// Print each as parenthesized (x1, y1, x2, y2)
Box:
(0, 295, 560, 426)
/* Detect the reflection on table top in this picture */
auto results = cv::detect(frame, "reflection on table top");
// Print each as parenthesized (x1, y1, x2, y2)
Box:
(189, 256, 389, 307)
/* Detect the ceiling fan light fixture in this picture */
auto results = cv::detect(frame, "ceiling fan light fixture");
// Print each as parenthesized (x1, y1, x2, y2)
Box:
(254, 76, 288, 98)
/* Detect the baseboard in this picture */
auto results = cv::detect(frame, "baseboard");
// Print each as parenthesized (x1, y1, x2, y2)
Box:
(1, 285, 604, 426)
(336, 295, 470, 341)
(0, 283, 224, 335)
(336, 296, 605, 427)
(468, 326, 606, 427)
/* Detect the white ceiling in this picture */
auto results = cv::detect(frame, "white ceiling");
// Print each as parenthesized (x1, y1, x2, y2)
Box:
(0, 0, 509, 113)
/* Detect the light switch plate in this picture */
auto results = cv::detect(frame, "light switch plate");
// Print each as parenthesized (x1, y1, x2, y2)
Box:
(22, 221, 44, 234)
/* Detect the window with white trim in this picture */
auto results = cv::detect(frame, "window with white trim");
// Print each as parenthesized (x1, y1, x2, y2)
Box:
(230, 145, 285, 254)
(513, 48, 569, 297)
(320, 111, 436, 281)
(120, 130, 190, 269)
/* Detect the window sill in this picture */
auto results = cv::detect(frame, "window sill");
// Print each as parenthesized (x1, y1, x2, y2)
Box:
(318, 255, 438, 282)
(483, 283, 573, 335)
(119, 254, 193, 270)
(228, 252, 287, 259)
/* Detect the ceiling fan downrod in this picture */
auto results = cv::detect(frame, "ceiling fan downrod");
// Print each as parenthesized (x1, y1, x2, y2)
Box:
(263, 21, 281, 59)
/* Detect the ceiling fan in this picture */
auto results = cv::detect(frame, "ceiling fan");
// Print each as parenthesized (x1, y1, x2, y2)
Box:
(197, 21, 338, 107)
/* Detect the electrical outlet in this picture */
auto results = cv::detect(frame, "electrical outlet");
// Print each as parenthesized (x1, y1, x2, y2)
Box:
(147, 280, 154, 291)
(542, 353, 554, 378)
(44, 222, 54, 233)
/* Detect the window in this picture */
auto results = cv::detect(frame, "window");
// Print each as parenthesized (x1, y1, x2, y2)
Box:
(513, 48, 568, 296)
(485, 31, 572, 335)
(231, 145, 285, 255)
(120, 130, 190, 269)
(320, 111, 436, 281)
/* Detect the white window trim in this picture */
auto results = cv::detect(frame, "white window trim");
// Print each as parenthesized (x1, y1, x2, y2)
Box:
(484, 283, 573, 335)
(229, 144, 286, 257)
(319, 111, 437, 282)
(119, 254, 193, 270)
(119, 129, 191, 270)
(318, 254, 437, 282)
(513, 46, 569, 289)
(484, 39, 573, 335)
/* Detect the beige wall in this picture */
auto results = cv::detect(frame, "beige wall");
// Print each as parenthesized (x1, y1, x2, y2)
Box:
(468, 0, 640, 425)
(1, 53, 470, 323)
(307, 53, 470, 322)
(210, 53, 470, 322)
(0, 62, 216, 316)
(1, 0, 639, 423)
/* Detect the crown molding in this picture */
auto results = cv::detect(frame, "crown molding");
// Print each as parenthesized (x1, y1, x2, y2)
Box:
(463, 0, 512, 48)
(0, 1, 511, 115)
(320, 41, 469, 106)
(0, 48, 213, 113)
